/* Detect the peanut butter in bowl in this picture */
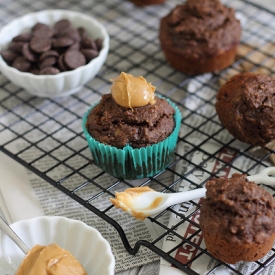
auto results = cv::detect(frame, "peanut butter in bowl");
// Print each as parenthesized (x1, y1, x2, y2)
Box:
(0, 216, 115, 275)
(15, 243, 88, 275)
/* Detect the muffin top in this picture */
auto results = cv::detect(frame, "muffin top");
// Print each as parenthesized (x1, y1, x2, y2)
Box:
(200, 173, 275, 244)
(86, 73, 175, 148)
(216, 72, 275, 146)
(159, 0, 241, 57)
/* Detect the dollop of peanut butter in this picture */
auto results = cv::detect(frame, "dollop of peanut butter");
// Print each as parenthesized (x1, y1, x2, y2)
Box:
(111, 72, 156, 108)
(15, 243, 88, 275)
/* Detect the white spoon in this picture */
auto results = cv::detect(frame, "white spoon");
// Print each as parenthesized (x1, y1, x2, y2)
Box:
(110, 167, 275, 220)
(0, 216, 29, 254)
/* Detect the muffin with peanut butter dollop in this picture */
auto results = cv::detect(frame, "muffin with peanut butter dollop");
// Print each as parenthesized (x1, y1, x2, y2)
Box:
(83, 72, 181, 179)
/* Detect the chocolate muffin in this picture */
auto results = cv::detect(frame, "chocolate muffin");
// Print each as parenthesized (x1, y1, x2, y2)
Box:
(216, 72, 275, 146)
(83, 72, 182, 179)
(159, 0, 241, 75)
(86, 94, 174, 148)
(128, 0, 164, 6)
(200, 173, 275, 264)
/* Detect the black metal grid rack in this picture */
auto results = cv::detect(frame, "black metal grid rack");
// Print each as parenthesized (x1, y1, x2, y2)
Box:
(1, 0, 275, 274)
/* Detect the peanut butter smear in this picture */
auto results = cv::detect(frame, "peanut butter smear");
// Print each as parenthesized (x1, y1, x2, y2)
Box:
(15, 243, 88, 275)
(110, 186, 160, 221)
(111, 72, 156, 108)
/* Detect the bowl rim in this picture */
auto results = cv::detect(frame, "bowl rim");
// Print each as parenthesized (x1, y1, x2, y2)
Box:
(0, 9, 110, 80)
(5, 215, 116, 274)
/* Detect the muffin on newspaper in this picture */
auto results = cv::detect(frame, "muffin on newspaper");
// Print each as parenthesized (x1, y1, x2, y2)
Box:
(159, 0, 241, 75)
(200, 173, 275, 264)
(83, 72, 182, 179)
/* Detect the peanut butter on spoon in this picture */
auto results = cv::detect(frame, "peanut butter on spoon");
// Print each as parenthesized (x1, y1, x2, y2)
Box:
(110, 186, 206, 221)
(111, 72, 156, 108)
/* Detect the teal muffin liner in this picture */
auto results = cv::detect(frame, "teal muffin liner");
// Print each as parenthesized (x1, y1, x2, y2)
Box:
(82, 96, 182, 179)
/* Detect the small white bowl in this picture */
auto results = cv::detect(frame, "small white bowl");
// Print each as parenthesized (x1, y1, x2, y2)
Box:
(0, 10, 109, 97)
(0, 216, 115, 275)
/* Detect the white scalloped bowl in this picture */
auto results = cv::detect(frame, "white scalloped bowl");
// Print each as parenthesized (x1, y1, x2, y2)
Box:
(0, 9, 109, 97)
(0, 216, 115, 275)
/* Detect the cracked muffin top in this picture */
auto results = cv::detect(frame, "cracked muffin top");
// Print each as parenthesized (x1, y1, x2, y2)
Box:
(159, 0, 241, 57)
(200, 173, 275, 243)
(216, 72, 275, 146)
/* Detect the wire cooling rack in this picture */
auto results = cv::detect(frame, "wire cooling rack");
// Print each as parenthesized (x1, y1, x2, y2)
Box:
(1, 0, 275, 274)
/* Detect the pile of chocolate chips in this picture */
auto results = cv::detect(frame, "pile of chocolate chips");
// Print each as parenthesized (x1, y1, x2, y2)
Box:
(0, 19, 103, 75)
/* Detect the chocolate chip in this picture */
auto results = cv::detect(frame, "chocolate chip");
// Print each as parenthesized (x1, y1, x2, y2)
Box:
(10, 41, 26, 54)
(95, 38, 103, 51)
(68, 42, 80, 51)
(63, 50, 86, 69)
(32, 23, 52, 32)
(30, 37, 52, 53)
(22, 43, 38, 62)
(12, 33, 32, 42)
(0, 49, 19, 63)
(52, 37, 75, 48)
(58, 53, 68, 72)
(30, 67, 40, 75)
(39, 56, 57, 69)
(32, 28, 55, 38)
(80, 48, 98, 62)
(39, 50, 59, 61)
(12, 56, 31, 72)
(40, 66, 60, 75)
(54, 19, 72, 33)
(62, 28, 81, 42)
(81, 37, 97, 50)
